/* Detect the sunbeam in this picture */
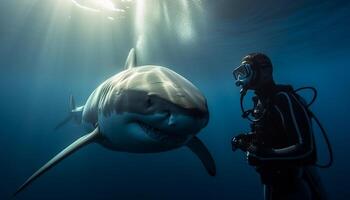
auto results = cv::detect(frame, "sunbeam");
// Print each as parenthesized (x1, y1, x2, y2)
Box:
(68, 0, 204, 60)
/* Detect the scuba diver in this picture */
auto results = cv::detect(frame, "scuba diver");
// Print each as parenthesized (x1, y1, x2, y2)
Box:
(231, 53, 332, 200)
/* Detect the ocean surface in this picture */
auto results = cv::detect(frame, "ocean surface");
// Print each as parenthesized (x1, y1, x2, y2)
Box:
(1, 0, 349, 199)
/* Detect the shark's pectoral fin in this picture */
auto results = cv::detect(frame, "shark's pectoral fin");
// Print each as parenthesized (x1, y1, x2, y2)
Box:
(14, 127, 101, 196)
(186, 136, 216, 176)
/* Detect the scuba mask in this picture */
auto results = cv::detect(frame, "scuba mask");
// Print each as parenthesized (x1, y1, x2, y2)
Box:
(233, 62, 254, 89)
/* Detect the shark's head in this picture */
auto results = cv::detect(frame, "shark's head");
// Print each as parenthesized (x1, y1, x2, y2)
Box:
(96, 64, 209, 152)
(80, 49, 207, 152)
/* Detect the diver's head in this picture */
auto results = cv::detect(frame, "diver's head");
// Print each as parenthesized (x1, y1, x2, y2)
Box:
(233, 53, 274, 92)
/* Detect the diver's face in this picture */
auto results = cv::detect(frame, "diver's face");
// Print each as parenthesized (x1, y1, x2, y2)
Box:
(233, 62, 254, 89)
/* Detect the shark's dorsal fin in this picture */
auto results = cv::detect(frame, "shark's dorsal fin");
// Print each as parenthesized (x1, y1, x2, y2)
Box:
(14, 127, 101, 196)
(186, 136, 216, 176)
(124, 48, 137, 69)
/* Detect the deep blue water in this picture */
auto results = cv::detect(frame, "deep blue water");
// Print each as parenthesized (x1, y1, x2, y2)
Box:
(1, 0, 350, 199)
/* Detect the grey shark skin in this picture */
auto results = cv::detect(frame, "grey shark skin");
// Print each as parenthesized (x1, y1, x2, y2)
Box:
(14, 48, 215, 196)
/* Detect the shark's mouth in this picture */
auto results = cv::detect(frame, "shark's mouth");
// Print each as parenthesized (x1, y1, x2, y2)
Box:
(137, 121, 188, 144)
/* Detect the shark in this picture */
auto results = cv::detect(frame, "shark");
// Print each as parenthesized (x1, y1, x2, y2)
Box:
(14, 48, 215, 195)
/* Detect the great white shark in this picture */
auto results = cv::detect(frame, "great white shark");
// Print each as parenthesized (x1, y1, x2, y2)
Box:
(14, 48, 215, 195)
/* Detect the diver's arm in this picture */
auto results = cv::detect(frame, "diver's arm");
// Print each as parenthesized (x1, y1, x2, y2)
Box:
(248, 92, 314, 161)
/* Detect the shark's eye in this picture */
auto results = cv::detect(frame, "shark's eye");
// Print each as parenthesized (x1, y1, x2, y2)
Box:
(146, 98, 153, 107)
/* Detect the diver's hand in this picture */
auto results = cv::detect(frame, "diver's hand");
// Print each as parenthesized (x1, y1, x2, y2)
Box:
(247, 151, 260, 166)
(231, 133, 252, 152)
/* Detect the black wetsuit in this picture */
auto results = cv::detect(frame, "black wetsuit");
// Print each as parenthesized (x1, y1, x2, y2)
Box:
(246, 84, 327, 200)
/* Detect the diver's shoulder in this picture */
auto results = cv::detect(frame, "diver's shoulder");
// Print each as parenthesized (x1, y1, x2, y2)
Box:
(272, 84, 295, 105)
(275, 84, 294, 93)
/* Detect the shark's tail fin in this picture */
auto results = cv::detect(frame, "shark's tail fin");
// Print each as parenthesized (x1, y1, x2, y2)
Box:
(69, 94, 76, 111)
(54, 95, 83, 131)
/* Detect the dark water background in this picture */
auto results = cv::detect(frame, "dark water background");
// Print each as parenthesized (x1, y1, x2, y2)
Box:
(1, 0, 349, 199)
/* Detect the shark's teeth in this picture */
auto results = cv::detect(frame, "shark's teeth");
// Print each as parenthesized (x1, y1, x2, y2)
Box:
(137, 122, 187, 144)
